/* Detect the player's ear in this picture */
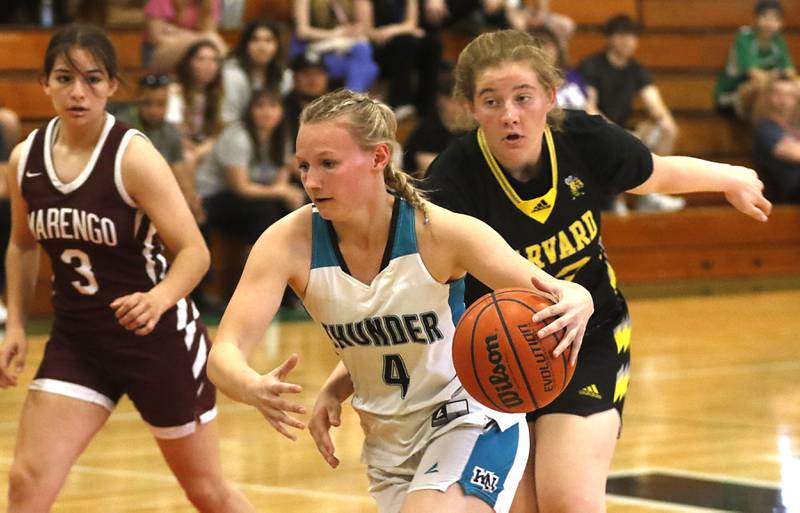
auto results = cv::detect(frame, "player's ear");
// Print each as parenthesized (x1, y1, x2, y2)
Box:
(40, 73, 51, 96)
(373, 142, 392, 171)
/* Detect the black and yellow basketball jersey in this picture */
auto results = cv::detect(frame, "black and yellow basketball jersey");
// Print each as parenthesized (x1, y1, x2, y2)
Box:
(425, 110, 653, 327)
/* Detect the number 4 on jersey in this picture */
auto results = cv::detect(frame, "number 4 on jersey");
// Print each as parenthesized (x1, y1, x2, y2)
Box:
(383, 354, 410, 399)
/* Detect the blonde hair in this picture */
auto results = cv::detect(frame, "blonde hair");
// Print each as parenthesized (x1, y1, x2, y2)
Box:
(453, 29, 565, 129)
(300, 89, 428, 216)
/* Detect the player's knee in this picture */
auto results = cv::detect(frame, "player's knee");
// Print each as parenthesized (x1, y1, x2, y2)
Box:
(182, 477, 232, 512)
(8, 459, 52, 503)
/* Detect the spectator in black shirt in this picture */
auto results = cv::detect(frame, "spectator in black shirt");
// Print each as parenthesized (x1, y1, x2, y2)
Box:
(402, 66, 463, 175)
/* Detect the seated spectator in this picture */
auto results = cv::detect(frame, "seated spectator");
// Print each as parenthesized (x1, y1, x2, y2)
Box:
(291, 0, 379, 93)
(403, 67, 463, 175)
(166, 39, 224, 176)
(196, 88, 306, 248)
(118, 74, 203, 221)
(419, 0, 510, 29)
(143, 0, 227, 72)
(221, 18, 290, 125)
(363, 0, 426, 120)
(715, 0, 795, 121)
(753, 76, 800, 203)
(530, 26, 596, 112)
(507, 0, 575, 48)
(579, 14, 684, 212)
(284, 52, 331, 152)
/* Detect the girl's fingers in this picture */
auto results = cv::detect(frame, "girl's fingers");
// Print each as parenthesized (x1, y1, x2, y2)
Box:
(531, 304, 560, 323)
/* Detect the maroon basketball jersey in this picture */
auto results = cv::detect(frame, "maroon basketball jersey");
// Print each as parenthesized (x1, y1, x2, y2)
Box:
(19, 115, 169, 320)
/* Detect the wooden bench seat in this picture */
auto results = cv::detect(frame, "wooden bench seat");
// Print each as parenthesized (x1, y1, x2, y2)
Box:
(602, 205, 800, 283)
(640, 0, 800, 30)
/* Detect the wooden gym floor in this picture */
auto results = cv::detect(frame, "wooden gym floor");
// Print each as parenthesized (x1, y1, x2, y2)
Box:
(1, 286, 798, 512)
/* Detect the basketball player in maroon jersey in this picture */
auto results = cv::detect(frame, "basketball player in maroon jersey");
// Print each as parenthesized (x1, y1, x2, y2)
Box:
(0, 25, 255, 512)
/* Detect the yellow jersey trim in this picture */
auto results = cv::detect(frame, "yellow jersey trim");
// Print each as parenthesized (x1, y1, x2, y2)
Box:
(477, 125, 558, 223)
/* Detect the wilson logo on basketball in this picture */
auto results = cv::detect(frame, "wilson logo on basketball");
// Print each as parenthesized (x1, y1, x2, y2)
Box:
(484, 333, 524, 409)
(518, 324, 555, 392)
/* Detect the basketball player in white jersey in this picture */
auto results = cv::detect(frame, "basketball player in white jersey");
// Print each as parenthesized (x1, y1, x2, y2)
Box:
(207, 89, 594, 513)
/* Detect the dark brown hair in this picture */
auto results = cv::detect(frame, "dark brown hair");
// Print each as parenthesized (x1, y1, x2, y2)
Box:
(176, 39, 223, 138)
(232, 19, 284, 92)
(244, 88, 286, 166)
(43, 24, 119, 81)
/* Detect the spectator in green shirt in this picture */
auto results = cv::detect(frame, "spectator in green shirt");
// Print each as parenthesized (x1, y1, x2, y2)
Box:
(714, 0, 796, 120)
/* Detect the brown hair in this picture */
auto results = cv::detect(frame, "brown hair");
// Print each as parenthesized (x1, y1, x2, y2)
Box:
(300, 89, 428, 215)
(453, 29, 564, 128)
(43, 24, 119, 82)
(175, 39, 223, 138)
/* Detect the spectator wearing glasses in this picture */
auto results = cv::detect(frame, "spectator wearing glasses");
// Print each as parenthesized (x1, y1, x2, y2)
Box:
(118, 74, 203, 222)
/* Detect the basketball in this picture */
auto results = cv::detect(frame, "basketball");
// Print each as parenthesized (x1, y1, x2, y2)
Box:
(452, 288, 574, 414)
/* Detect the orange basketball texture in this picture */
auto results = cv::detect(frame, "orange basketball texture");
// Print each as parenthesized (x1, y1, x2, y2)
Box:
(452, 289, 574, 413)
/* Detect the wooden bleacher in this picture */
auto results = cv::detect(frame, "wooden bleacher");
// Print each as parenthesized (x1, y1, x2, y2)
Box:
(2, 0, 799, 314)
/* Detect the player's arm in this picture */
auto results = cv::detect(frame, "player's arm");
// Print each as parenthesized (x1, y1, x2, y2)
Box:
(112, 135, 210, 335)
(628, 154, 772, 222)
(208, 208, 311, 440)
(421, 203, 593, 364)
(308, 361, 353, 468)
(0, 143, 41, 387)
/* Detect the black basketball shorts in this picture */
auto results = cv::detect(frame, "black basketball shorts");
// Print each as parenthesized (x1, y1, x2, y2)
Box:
(526, 304, 631, 424)
(30, 300, 217, 439)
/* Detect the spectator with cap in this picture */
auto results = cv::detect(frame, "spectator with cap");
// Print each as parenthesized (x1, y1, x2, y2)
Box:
(714, 0, 795, 121)
(283, 51, 331, 152)
(579, 13, 684, 212)
(752, 75, 800, 203)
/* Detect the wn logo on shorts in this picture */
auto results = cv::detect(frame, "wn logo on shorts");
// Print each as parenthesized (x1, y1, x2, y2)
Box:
(470, 466, 499, 493)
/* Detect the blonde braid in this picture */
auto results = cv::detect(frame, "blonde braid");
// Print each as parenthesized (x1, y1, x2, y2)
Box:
(384, 164, 430, 223)
(301, 89, 430, 222)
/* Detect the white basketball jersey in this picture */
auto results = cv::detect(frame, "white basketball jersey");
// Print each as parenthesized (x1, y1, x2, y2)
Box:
(303, 198, 520, 467)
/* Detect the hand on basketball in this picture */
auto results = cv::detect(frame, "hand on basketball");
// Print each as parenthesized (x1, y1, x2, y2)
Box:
(529, 275, 593, 367)
(308, 390, 343, 468)
(0, 330, 28, 388)
(723, 165, 772, 222)
(248, 354, 307, 441)
(110, 291, 168, 336)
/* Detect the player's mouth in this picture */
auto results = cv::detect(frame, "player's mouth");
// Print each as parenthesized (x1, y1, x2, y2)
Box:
(66, 106, 89, 115)
(502, 133, 524, 144)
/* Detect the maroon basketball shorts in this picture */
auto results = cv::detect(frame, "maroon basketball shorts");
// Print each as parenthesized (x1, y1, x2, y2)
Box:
(526, 305, 631, 424)
(30, 299, 217, 439)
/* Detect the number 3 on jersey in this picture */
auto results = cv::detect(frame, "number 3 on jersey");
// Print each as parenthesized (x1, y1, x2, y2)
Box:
(383, 354, 410, 399)
(61, 249, 99, 295)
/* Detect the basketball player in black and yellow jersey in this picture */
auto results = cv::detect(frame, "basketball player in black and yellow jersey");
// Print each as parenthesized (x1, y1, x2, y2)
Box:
(0, 25, 255, 512)
(424, 30, 772, 513)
